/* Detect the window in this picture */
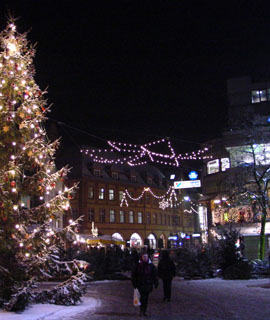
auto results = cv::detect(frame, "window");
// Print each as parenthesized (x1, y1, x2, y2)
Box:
(164, 214, 167, 225)
(147, 177, 152, 185)
(112, 172, 118, 180)
(88, 186, 94, 199)
(172, 215, 179, 226)
(99, 209, 105, 222)
(129, 211, 134, 223)
(251, 90, 268, 103)
(55, 219, 61, 229)
(159, 213, 162, 225)
(109, 210, 115, 222)
(72, 208, 79, 220)
(131, 175, 137, 183)
(120, 210, 125, 223)
(119, 191, 124, 201)
(99, 188, 105, 200)
(69, 190, 76, 199)
(109, 189, 115, 201)
(221, 158, 230, 171)
(138, 212, 143, 224)
(145, 194, 150, 204)
(207, 159, 219, 174)
(88, 208, 95, 222)
(94, 169, 101, 177)
(21, 194, 30, 209)
(146, 212, 151, 224)
(153, 213, 157, 224)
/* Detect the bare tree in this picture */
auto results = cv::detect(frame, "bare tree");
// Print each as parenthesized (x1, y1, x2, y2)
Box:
(225, 116, 270, 259)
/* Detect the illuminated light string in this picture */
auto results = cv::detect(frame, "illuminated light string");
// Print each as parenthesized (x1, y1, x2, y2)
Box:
(184, 206, 200, 214)
(120, 186, 174, 207)
(81, 138, 212, 167)
(120, 186, 201, 210)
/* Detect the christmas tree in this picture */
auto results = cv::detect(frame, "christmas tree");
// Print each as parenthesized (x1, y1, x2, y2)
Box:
(0, 20, 87, 312)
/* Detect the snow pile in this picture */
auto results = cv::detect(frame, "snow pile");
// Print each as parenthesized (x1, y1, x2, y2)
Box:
(0, 297, 101, 320)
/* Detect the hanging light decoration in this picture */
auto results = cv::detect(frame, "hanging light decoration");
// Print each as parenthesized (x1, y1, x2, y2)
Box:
(81, 138, 211, 167)
(120, 185, 201, 212)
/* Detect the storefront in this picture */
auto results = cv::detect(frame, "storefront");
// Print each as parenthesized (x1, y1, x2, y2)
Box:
(130, 233, 142, 248)
(147, 233, 157, 249)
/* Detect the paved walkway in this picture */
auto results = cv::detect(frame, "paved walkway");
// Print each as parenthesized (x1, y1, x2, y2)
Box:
(69, 277, 270, 320)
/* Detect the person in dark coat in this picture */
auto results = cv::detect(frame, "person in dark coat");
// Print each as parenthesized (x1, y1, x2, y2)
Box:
(132, 252, 159, 316)
(158, 250, 176, 302)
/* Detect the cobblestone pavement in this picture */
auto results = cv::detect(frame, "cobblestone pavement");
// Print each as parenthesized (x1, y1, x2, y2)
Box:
(69, 278, 270, 320)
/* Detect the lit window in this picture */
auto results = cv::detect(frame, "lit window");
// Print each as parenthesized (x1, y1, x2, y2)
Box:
(221, 158, 230, 171)
(251, 90, 267, 103)
(55, 219, 61, 229)
(119, 191, 124, 201)
(88, 186, 94, 199)
(138, 212, 143, 224)
(109, 210, 115, 223)
(207, 159, 219, 174)
(109, 189, 115, 201)
(99, 188, 105, 200)
(120, 210, 125, 223)
(129, 211, 134, 223)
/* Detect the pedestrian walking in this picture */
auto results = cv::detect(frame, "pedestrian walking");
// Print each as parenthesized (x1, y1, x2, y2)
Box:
(157, 250, 176, 302)
(131, 252, 159, 317)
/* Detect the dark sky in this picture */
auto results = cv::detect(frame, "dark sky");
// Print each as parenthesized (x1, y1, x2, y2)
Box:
(1, 0, 270, 151)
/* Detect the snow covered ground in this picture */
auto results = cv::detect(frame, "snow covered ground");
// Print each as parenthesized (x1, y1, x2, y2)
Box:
(2, 278, 270, 320)
(0, 297, 101, 320)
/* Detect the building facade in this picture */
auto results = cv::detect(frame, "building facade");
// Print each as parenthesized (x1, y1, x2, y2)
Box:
(200, 76, 270, 259)
(60, 148, 196, 249)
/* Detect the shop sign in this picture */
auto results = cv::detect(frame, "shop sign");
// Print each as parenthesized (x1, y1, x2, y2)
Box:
(174, 180, 201, 189)
(188, 171, 198, 180)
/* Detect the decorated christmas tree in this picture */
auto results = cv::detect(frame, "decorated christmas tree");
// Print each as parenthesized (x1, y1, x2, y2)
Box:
(0, 19, 87, 311)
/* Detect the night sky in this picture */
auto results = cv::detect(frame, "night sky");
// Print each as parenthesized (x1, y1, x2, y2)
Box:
(1, 1, 270, 152)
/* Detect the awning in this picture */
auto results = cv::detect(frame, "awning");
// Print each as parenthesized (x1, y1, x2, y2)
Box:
(86, 234, 125, 245)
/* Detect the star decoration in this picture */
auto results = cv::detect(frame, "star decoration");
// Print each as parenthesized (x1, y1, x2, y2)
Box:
(159, 198, 169, 210)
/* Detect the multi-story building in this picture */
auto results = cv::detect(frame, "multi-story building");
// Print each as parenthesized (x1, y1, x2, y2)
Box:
(59, 147, 196, 249)
(200, 76, 270, 259)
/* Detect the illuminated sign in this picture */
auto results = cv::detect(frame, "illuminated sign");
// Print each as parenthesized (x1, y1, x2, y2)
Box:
(188, 171, 198, 180)
(168, 236, 178, 240)
(174, 180, 201, 189)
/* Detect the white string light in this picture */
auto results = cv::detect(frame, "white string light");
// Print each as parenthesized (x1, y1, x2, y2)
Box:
(81, 138, 212, 167)
(120, 184, 202, 212)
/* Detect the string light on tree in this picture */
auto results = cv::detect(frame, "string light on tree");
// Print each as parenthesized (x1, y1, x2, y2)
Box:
(0, 19, 87, 311)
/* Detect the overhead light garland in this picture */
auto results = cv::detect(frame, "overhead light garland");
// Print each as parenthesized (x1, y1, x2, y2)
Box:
(81, 138, 212, 167)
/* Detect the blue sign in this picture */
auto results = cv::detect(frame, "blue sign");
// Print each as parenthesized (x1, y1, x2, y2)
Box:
(188, 171, 198, 180)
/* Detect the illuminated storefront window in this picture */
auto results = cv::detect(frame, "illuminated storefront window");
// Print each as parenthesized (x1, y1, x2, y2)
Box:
(207, 159, 219, 174)
(221, 158, 230, 171)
